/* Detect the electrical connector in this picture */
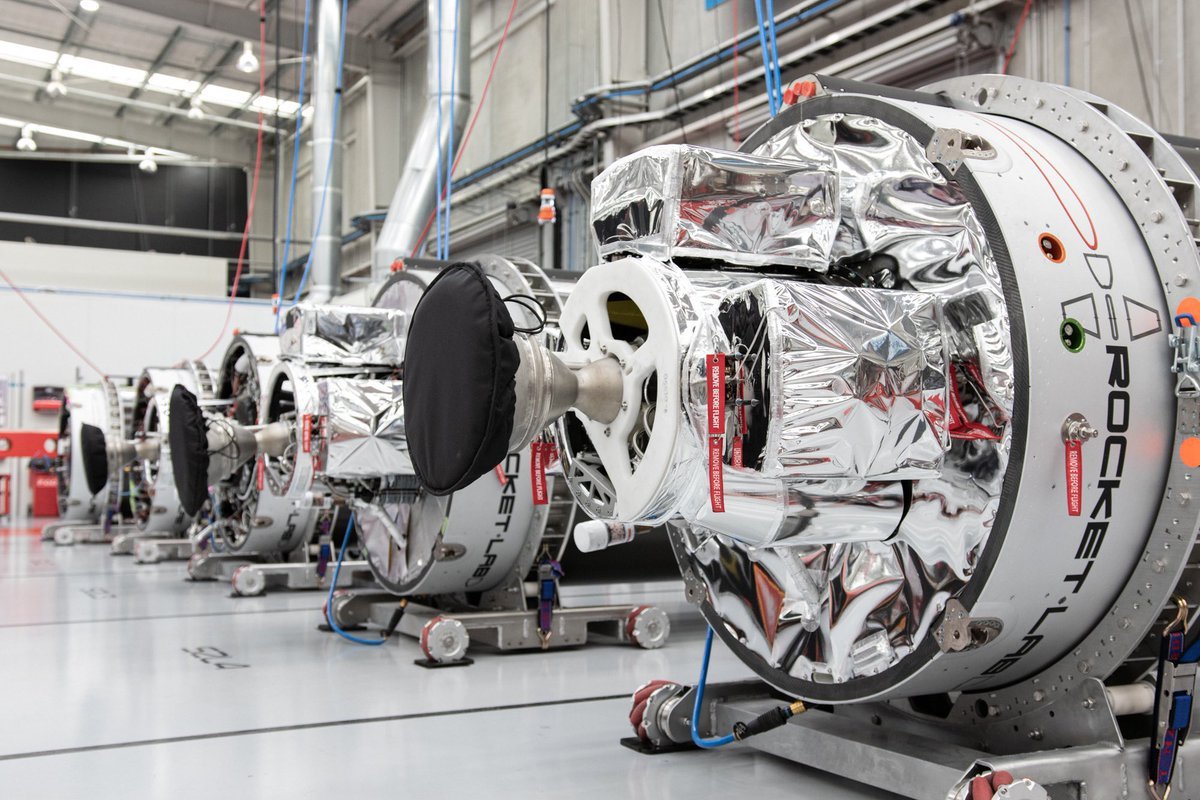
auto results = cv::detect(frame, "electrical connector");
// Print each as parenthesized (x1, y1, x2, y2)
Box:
(732, 700, 806, 741)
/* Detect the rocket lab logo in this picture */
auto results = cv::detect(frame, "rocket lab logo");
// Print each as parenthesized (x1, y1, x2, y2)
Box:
(983, 250, 1161, 678)
(1059, 254, 1163, 342)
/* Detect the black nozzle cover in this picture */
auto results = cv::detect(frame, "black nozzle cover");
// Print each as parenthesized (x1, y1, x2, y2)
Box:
(168, 384, 210, 517)
(402, 262, 518, 495)
(79, 423, 109, 496)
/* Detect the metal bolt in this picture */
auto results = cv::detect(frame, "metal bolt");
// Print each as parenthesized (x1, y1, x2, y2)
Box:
(620, 401, 628, 411)
(1152, 210, 1164, 223)
(1032, 690, 1045, 702)
(1078, 121, 1089, 132)
(1028, 728, 1044, 741)
(1119, 160, 1130, 171)
(1181, 492, 1193, 507)
(1177, 274, 1190, 287)
(1078, 660, 1091, 674)
(603, 427, 611, 437)
(599, 344, 608, 355)
(1082, 697, 1097, 710)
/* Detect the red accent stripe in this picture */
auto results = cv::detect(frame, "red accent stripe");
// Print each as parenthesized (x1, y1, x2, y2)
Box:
(976, 115, 1099, 250)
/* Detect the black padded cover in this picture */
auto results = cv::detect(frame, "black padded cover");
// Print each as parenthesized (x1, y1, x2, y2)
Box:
(168, 385, 210, 517)
(79, 423, 109, 496)
(403, 262, 518, 495)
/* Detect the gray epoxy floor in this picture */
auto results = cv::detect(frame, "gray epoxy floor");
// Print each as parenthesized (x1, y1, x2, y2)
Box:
(0, 524, 895, 799)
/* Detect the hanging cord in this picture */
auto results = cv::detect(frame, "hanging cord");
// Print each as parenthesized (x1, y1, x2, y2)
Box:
(276, 0, 350, 330)
(503, 294, 547, 335)
(323, 511, 386, 645)
(1000, 0, 1034, 75)
(409, 0, 520, 257)
(198, 0, 269, 359)
(0, 268, 106, 377)
(274, 0, 314, 332)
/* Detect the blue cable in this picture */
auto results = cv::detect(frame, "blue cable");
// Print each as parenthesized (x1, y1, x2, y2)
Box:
(764, 0, 783, 110)
(751, 0, 777, 117)
(274, 0, 313, 332)
(323, 512, 385, 646)
(441, 2, 458, 261)
(691, 626, 736, 748)
(280, 0, 350, 325)
(433, 0, 446, 259)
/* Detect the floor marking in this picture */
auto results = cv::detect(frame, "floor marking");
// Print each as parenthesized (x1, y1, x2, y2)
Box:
(0, 694, 629, 762)
(0, 606, 313, 629)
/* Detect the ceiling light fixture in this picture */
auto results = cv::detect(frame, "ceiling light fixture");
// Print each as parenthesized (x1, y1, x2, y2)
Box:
(45, 69, 67, 98)
(186, 97, 205, 120)
(79, 0, 100, 13)
(236, 41, 258, 74)
(138, 149, 157, 173)
(15, 125, 36, 152)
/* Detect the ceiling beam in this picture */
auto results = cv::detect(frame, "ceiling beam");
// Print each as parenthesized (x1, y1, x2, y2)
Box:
(0, 89, 256, 164)
(98, 0, 383, 70)
(114, 25, 186, 119)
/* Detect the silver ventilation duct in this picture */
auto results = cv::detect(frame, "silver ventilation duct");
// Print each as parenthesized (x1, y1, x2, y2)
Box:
(307, 0, 345, 304)
(373, 0, 471, 277)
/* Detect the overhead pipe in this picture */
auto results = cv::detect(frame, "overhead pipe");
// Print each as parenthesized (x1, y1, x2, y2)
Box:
(307, 0, 345, 304)
(0, 210, 301, 243)
(373, 0, 471, 276)
(450, 0, 994, 197)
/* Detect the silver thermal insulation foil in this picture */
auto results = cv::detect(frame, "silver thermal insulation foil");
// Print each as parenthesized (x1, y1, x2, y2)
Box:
(280, 304, 406, 366)
(317, 378, 412, 479)
(727, 279, 949, 481)
(591, 144, 837, 269)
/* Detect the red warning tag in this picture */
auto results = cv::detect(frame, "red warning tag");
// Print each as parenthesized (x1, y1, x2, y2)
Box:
(494, 463, 508, 485)
(531, 441, 549, 505)
(706, 354, 726, 435)
(731, 436, 744, 469)
(301, 414, 313, 454)
(255, 456, 264, 491)
(1065, 440, 1083, 516)
(708, 436, 725, 512)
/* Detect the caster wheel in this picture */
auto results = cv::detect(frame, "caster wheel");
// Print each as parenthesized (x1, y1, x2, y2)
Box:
(420, 617, 469, 663)
(231, 565, 266, 596)
(626, 606, 670, 649)
(629, 680, 684, 747)
(134, 540, 159, 564)
(54, 528, 74, 546)
(325, 590, 355, 626)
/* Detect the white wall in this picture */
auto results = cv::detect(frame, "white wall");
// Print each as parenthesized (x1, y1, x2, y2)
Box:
(0, 239, 228, 296)
(0, 250, 280, 519)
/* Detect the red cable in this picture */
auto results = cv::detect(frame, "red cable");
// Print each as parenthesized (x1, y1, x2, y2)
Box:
(0, 266, 106, 377)
(1001, 0, 1035, 74)
(197, 0, 268, 360)
(409, 0, 521, 259)
(731, 0, 743, 146)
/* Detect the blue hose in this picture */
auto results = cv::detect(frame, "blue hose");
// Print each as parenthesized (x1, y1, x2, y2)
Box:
(274, 0, 313, 332)
(691, 627, 736, 748)
(441, 0, 458, 260)
(323, 512, 385, 646)
(765, 0, 783, 109)
(751, 0, 777, 117)
(433, 0, 446, 259)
